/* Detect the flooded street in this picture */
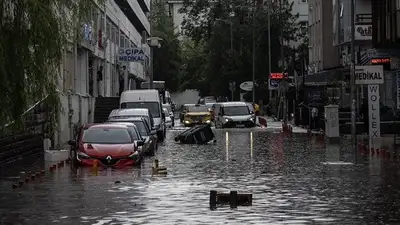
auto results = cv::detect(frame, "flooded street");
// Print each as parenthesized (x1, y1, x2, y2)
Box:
(1, 121, 400, 224)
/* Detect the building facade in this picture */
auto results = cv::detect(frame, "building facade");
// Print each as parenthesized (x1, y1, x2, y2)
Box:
(56, 0, 151, 148)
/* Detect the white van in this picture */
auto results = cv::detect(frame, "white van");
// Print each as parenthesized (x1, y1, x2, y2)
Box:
(214, 102, 255, 128)
(120, 90, 166, 141)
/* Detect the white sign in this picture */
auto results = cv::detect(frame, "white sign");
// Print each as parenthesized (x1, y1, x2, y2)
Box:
(118, 48, 146, 62)
(368, 85, 380, 148)
(397, 71, 400, 109)
(355, 65, 384, 84)
(239, 81, 253, 91)
(355, 25, 372, 41)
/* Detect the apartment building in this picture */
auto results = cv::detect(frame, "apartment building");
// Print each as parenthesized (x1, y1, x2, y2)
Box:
(56, 0, 151, 147)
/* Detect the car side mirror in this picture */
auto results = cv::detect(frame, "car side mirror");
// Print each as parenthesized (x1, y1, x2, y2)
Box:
(250, 111, 254, 114)
(137, 140, 144, 146)
(67, 140, 76, 146)
(150, 130, 157, 135)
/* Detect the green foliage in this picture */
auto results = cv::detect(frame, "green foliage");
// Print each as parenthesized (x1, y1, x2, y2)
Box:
(0, 0, 102, 128)
(151, 0, 182, 92)
(179, 0, 307, 99)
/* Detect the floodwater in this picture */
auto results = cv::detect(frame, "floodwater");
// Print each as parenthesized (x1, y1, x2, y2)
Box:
(1, 121, 400, 224)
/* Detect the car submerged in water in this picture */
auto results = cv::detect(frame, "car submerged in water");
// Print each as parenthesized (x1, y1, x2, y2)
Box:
(68, 124, 142, 167)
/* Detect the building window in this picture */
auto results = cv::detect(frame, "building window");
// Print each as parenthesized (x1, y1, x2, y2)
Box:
(300, 0, 307, 3)
(106, 19, 111, 39)
(112, 25, 117, 43)
(124, 35, 129, 48)
(100, 14, 105, 31)
(120, 33, 125, 47)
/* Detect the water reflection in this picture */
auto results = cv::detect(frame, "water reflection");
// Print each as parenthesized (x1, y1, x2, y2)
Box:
(250, 131, 253, 159)
(225, 131, 229, 162)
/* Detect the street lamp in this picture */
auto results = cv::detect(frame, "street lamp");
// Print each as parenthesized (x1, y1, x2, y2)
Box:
(215, 19, 233, 51)
(147, 37, 162, 89)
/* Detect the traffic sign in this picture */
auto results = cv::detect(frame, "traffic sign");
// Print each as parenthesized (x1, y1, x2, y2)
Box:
(239, 81, 253, 91)
(269, 79, 280, 90)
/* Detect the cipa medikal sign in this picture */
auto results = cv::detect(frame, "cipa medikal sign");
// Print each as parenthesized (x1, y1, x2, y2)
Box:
(355, 65, 384, 85)
(118, 48, 146, 62)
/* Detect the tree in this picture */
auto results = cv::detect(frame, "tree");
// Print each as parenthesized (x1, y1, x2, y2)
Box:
(179, 0, 306, 99)
(0, 0, 101, 127)
(151, 0, 182, 92)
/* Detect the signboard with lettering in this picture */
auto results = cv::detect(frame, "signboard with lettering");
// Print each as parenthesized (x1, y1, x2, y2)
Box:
(355, 25, 372, 40)
(118, 48, 146, 62)
(270, 73, 288, 79)
(368, 85, 380, 148)
(268, 79, 280, 90)
(355, 65, 384, 85)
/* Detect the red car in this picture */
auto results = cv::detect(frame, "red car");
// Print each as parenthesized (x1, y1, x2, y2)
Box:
(68, 124, 142, 167)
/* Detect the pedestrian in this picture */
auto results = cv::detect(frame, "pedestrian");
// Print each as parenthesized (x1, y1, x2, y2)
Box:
(97, 66, 104, 97)
(254, 103, 260, 116)
(361, 98, 368, 134)
(311, 107, 318, 130)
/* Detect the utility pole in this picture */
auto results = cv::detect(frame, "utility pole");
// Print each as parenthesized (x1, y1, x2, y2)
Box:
(279, 0, 287, 124)
(252, 0, 256, 103)
(350, 0, 357, 150)
(267, 0, 272, 102)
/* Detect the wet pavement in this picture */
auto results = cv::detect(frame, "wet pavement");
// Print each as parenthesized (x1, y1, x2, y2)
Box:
(1, 120, 400, 224)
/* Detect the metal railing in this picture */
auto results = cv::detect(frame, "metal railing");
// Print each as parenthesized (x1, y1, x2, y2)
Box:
(2, 94, 50, 129)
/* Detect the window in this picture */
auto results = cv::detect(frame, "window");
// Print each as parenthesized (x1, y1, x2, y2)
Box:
(223, 106, 250, 116)
(100, 14, 105, 31)
(82, 128, 133, 144)
(112, 25, 117, 43)
(124, 35, 129, 48)
(106, 19, 111, 39)
(300, 0, 307, 3)
(120, 34, 125, 47)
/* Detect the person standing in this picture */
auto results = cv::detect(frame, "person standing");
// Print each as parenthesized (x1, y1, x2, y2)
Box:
(97, 66, 104, 97)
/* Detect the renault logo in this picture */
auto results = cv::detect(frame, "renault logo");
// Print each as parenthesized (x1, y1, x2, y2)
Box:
(106, 156, 112, 161)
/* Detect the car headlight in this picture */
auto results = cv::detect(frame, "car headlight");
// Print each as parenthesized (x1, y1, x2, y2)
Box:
(225, 118, 232, 122)
(206, 120, 211, 123)
(128, 151, 139, 159)
(77, 152, 90, 159)
(184, 120, 190, 124)
(249, 117, 254, 121)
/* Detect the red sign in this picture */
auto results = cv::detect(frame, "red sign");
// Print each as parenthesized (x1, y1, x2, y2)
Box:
(270, 73, 288, 79)
(371, 58, 390, 64)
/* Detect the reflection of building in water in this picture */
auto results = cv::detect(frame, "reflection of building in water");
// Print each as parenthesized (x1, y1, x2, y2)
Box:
(268, 133, 285, 170)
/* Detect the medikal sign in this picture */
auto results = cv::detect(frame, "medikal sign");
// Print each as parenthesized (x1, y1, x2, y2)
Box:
(118, 48, 146, 62)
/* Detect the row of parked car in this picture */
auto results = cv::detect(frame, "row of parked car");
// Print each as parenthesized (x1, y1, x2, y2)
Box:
(67, 89, 175, 167)
(180, 101, 257, 128)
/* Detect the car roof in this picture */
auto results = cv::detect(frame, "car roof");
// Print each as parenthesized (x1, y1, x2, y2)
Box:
(82, 123, 98, 129)
(108, 117, 145, 122)
(107, 122, 137, 127)
(89, 124, 129, 129)
(220, 101, 247, 107)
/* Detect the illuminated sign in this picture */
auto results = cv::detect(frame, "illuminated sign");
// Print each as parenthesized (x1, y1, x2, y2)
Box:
(371, 58, 390, 64)
(270, 73, 288, 79)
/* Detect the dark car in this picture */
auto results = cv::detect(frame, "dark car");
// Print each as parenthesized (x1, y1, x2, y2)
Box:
(107, 117, 158, 156)
(68, 124, 142, 167)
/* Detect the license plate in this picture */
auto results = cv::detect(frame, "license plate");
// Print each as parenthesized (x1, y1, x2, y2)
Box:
(236, 124, 245, 128)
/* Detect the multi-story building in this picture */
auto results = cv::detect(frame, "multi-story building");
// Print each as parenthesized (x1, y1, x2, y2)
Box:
(56, 0, 151, 147)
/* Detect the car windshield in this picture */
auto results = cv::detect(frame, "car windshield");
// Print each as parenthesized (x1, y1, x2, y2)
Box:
(82, 128, 133, 144)
(132, 121, 149, 136)
(223, 106, 250, 116)
(188, 106, 208, 112)
(120, 102, 161, 118)
(125, 126, 140, 140)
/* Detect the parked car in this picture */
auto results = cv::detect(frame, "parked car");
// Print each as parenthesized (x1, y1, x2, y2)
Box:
(163, 103, 174, 126)
(67, 124, 143, 167)
(104, 122, 147, 157)
(120, 89, 166, 141)
(108, 108, 154, 130)
(182, 104, 212, 127)
(180, 104, 195, 122)
(164, 108, 173, 128)
(214, 102, 255, 128)
(106, 117, 157, 156)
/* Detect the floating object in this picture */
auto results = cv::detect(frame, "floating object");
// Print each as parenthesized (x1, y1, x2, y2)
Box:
(174, 124, 215, 144)
(209, 190, 252, 209)
(152, 159, 167, 175)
